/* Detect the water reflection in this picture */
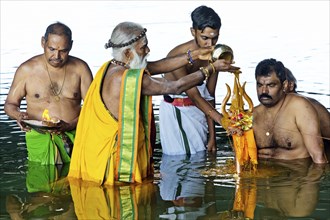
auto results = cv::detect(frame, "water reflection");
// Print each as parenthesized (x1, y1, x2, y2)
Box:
(159, 152, 217, 219)
(6, 162, 74, 219)
(4, 155, 327, 219)
(26, 162, 69, 193)
(255, 158, 325, 219)
(69, 178, 157, 219)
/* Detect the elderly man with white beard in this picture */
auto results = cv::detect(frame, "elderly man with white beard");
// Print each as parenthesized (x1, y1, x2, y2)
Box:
(68, 21, 239, 185)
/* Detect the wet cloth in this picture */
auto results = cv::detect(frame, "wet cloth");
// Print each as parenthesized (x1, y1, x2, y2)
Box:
(68, 61, 153, 185)
(25, 129, 75, 165)
(159, 84, 213, 155)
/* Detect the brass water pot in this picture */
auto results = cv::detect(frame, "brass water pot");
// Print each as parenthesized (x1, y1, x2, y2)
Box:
(212, 44, 234, 62)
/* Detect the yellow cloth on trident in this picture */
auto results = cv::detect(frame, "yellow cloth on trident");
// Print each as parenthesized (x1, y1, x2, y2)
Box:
(221, 72, 257, 168)
(232, 129, 258, 166)
(68, 61, 153, 185)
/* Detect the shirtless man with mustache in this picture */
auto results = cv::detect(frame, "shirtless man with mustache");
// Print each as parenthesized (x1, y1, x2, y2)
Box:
(252, 58, 328, 164)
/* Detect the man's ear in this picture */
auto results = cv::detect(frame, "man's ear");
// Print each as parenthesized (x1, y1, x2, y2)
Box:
(41, 36, 46, 48)
(124, 48, 130, 57)
(124, 49, 132, 62)
(190, 28, 196, 37)
(283, 79, 289, 92)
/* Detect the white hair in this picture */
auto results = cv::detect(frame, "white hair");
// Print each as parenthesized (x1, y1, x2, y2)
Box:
(108, 22, 146, 61)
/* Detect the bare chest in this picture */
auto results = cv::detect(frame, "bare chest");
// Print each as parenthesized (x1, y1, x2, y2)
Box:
(253, 112, 302, 149)
(26, 74, 81, 101)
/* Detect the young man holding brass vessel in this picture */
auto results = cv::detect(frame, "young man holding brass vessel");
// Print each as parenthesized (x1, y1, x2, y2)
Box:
(159, 5, 239, 155)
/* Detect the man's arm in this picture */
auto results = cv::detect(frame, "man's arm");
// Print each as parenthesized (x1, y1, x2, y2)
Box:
(169, 58, 239, 124)
(146, 47, 213, 75)
(79, 61, 93, 100)
(308, 97, 330, 139)
(4, 65, 29, 121)
(157, 61, 223, 126)
(205, 71, 220, 152)
(296, 97, 328, 163)
(141, 68, 207, 96)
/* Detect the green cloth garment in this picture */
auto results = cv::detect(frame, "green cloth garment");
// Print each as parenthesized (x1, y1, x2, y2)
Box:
(25, 129, 75, 165)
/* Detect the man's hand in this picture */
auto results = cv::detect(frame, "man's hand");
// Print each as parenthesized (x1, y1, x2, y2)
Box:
(16, 112, 31, 132)
(213, 59, 241, 73)
(207, 139, 217, 153)
(50, 120, 72, 134)
(191, 46, 214, 61)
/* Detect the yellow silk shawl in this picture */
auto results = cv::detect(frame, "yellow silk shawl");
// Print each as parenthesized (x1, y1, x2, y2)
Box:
(68, 61, 153, 185)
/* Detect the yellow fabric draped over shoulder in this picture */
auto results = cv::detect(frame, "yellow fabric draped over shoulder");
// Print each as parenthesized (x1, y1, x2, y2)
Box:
(68, 61, 153, 185)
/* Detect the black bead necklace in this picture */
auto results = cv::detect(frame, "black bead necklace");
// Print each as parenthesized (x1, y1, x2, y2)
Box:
(110, 59, 129, 68)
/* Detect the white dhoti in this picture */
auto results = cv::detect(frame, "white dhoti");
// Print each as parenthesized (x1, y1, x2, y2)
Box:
(159, 84, 213, 155)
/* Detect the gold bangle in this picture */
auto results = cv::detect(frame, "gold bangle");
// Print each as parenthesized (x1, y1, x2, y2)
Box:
(209, 62, 216, 75)
(199, 67, 210, 81)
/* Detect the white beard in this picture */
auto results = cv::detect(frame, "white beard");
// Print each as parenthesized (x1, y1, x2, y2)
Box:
(130, 50, 148, 69)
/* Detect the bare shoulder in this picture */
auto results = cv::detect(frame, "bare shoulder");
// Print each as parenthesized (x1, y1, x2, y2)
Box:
(252, 105, 267, 127)
(167, 40, 195, 57)
(67, 56, 92, 75)
(294, 93, 329, 116)
(253, 104, 262, 115)
(281, 93, 305, 106)
(18, 55, 43, 69)
(287, 93, 318, 116)
(289, 93, 314, 105)
(307, 97, 330, 114)
(103, 66, 125, 87)
(102, 67, 123, 99)
(68, 56, 90, 67)
(15, 55, 43, 76)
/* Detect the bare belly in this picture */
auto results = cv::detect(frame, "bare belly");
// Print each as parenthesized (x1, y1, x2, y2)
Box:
(26, 97, 81, 122)
(258, 146, 310, 160)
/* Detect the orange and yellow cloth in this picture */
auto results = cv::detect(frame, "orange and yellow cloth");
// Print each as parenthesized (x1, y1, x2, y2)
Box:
(68, 61, 153, 185)
(221, 72, 258, 170)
